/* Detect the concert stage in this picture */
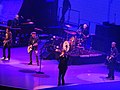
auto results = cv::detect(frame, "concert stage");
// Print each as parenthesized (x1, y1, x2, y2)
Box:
(0, 47, 120, 90)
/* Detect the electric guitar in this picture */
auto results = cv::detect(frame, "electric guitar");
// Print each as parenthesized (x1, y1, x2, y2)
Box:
(27, 43, 38, 53)
(77, 30, 89, 41)
(27, 45, 32, 53)
(82, 33, 89, 40)
(3, 40, 10, 46)
(106, 55, 114, 63)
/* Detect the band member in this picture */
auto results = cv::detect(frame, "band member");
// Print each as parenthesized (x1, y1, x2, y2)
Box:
(106, 42, 118, 80)
(80, 24, 90, 49)
(58, 50, 69, 86)
(12, 15, 20, 27)
(28, 32, 39, 66)
(12, 14, 24, 27)
(1, 28, 12, 60)
(82, 24, 89, 38)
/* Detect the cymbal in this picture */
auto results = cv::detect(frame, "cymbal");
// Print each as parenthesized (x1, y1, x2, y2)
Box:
(22, 22, 34, 25)
(64, 30, 76, 35)
(34, 28, 43, 31)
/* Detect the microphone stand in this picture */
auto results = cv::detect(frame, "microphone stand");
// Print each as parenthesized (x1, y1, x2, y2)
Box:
(36, 46, 44, 74)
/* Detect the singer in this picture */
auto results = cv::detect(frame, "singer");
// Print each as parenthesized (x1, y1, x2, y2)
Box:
(58, 50, 69, 86)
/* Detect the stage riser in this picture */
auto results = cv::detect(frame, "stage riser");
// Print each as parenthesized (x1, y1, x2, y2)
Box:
(68, 55, 106, 65)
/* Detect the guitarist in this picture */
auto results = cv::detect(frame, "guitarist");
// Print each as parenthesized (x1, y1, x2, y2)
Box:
(82, 24, 89, 49)
(28, 32, 39, 66)
(77, 24, 89, 49)
(1, 27, 12, 60)
(106, 42, 118, 80)
(82, 24, 89, 39)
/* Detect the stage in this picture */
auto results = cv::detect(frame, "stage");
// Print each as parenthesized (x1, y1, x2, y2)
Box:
(0, 0, 120, 89)
(0, 47, 120, 90)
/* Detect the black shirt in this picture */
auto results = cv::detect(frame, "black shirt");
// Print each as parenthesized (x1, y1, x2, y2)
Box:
(29, 36, 38, 50)
(110, 47, 118, 59)
(82, 28, 89, 36)
(58, 54, 69, 69)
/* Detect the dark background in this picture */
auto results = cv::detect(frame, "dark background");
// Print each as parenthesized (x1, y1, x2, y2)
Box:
(19, 0, 58, 27)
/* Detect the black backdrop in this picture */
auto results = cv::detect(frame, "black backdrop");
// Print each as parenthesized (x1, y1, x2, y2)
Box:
(19, 0, 58, 27)
(93, 25, 120, 53)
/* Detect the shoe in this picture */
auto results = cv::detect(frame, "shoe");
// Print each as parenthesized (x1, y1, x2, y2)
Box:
(1, 57, 5, 60)
(62, 80, 65, 85)
(58, 81, 61, 86)
(106, 77, 114, 80)
(109, 77, 114, 80)
(28, 62, 32, 65)
(106, 77, 111, 80)
(5, 58, 9, 60)
(62, 83, 65, 85)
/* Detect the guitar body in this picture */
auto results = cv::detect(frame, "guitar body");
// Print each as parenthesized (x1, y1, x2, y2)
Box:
(107, 56, 113, 63)
(3, 40, 9, 46)
(27, 45, 32, 53)
(27, 42, 38, 53)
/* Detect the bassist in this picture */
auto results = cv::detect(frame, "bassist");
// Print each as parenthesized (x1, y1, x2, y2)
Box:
(106, 42, 118, 80)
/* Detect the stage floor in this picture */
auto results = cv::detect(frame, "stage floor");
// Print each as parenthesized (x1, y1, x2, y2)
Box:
(0, 47, 120, 90)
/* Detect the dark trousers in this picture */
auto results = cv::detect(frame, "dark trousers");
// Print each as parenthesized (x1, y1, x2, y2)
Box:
(58, 67, 67, 85)
(3, 45, 11, 59)
(108, 63, 115, 79)
(29, 50, 39, 63)
(83, 38, 90, 50)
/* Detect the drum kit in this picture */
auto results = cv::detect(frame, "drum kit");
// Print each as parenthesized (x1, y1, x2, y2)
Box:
(49, 29, 87, 54)
(44, 29, 89, 56)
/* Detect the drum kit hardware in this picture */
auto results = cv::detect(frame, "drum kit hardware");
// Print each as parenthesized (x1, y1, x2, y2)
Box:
(64, 30, 77, 35)
(44, 29, 89, 56)
(43, 30, 89, 55)
(63, 29, 86, 51)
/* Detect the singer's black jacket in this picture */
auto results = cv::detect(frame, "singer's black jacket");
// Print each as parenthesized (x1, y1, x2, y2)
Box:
(58, 54, 69, 69)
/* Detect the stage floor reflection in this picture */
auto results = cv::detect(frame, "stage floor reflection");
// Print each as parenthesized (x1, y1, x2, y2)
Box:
(0, 47, 120, 90)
